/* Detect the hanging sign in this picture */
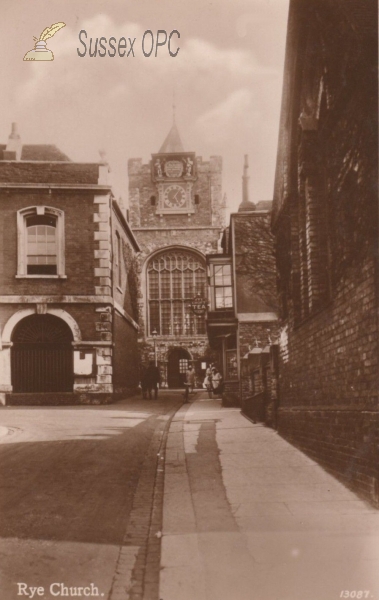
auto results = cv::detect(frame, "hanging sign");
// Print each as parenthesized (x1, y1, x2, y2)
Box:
(190, 294, 207, 315)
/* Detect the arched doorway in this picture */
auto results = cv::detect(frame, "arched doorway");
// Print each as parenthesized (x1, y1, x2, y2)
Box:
(11, 314, 74, 393)
(167, 347, 191, 388)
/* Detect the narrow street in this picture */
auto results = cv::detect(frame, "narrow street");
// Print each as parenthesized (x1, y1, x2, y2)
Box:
(0, 393, 182, 600)
(1, 392, 378, 600)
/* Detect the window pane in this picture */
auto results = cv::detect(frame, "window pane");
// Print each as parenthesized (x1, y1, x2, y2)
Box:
(45, 242, 57, 255)
(27, 223, 57, 272)
(179, 359, 188, 373)
(172, 270, 182, 298)
(183, 271, 193, 298)
(25, 215, 58, 275)
(160, 271, 170, 299)
(195, 314, 206, 335)
(226, 350, 238, 380)
(173, 301, 183, 335)
(215, 286, 233, 308)
(149, 271, 159, 299)
(214, 264, 231, 286)
(194, 269, 206, 296)
(149, 302, 160, 334)
(161, 301, 171, 335)
(184, 309, 193, 335)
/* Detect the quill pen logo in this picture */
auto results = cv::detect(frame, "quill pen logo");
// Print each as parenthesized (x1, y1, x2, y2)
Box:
(24, 22, 66, 61)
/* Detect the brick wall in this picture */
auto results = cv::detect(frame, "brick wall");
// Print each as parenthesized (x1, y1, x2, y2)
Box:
(272, 0, 378, 505)
(277, 255, 378, 503)
(0, 190, 98, 295)
(113, 311, 139, 396)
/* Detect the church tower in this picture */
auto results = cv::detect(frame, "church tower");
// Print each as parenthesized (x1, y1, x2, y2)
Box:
(128, 120, 225, 387)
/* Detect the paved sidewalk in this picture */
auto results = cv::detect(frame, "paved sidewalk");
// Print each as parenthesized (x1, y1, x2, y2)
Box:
(160, 393, 379, 600)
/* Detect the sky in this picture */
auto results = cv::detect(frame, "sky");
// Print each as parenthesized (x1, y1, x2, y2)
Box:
(1, 0, 289, 214)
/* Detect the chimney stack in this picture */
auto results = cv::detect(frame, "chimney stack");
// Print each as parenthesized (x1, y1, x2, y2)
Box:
(238, 154, 256, 212)
(4, 122, 22, 160)
(242, 154, 249, 204)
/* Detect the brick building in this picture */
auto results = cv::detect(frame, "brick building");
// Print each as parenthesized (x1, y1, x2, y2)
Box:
(128, 120, 225, 387)
(207, 156, 279, 419)
(272, 0, 378, 503)
(0, 124, 140, 405)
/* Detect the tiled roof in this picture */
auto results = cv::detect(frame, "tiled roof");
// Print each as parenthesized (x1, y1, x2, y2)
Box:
(0, 144, 70, 161)
(21, 145, 70, 161)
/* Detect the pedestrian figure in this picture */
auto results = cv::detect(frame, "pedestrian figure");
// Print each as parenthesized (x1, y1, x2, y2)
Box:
(211, 366, 223, 397)
(140, 363, 149, 399)
(184, 365, 195, 402)
(145, 361, 161, 400)
(203, 364, 214, 398)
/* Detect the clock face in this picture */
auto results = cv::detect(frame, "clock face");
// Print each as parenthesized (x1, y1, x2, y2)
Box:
(163, 184, 186, 208)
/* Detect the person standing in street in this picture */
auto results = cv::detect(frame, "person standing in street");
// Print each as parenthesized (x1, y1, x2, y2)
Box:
(184, 365, 195, 402)
(211, 366, 223, 397)
(140, 363, 149, 399)
(145, 361, 161, 400)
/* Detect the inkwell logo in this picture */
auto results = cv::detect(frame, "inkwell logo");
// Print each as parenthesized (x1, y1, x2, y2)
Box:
(23, 22, 66, 61)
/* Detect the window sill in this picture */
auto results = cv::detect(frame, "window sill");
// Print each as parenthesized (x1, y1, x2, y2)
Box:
(15, 274, 67, 279)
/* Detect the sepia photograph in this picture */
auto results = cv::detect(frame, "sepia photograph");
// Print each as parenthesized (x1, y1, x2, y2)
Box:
(0, 0, 378, 599)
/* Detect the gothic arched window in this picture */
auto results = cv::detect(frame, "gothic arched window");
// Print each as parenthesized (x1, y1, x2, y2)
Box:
(147, 249, 206, 336)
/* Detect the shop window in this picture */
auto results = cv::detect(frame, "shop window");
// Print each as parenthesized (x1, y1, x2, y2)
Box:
(225, 349, 238, 380)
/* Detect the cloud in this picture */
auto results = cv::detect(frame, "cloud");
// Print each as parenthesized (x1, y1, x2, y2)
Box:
(196, 89, 259, 144)
(17, 13, 271, 108)
(180, 38, 265, 78)
(11, 6, 287, 210)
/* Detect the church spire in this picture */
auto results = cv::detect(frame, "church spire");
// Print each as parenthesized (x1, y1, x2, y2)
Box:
(158, 121, 185, 154)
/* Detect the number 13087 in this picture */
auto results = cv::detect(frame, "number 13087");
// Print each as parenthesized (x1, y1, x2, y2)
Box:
(340, 592, 372, 599)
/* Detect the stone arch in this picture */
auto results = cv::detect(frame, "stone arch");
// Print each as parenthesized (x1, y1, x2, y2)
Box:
(2, 308, 82, 345)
